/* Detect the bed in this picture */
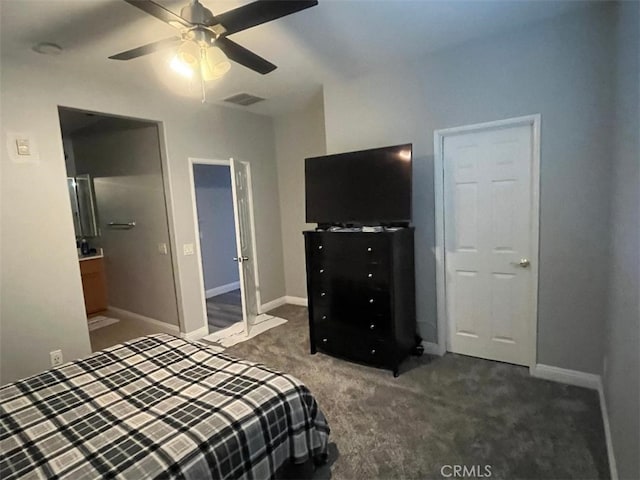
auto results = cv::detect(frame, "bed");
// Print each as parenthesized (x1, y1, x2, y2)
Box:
(0, 333, 330, 479)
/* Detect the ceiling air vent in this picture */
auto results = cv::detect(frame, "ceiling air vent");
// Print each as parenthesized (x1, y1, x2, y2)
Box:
(224, 93, 265, 107)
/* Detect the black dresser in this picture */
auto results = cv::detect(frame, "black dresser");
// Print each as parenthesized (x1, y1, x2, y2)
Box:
(303, 228, 421, 376)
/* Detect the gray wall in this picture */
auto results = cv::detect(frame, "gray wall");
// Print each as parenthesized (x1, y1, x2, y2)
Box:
(193, 164, 239, 292)
(322, 4, 614, 374)
(603, 2, 640, 479)
(72, 125, 179, 326)
(0, 52, 285, 383)
(274, 92, 327, 299)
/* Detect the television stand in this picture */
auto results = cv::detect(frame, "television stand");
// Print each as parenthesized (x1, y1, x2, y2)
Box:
(303, 228, 420, 376)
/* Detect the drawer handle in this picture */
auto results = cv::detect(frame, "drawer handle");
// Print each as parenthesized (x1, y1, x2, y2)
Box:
(322, 315, 327, 320)
(320, 269, 324, 273)
(369, 298, 374, 304)
(367, 273, 373, 278)
(367, 247, 372, 252)
(370, 324, 375, 330)
(321, 292, 326, 297)
(370, 349, 376, 355)
(318, 245, 323, 250)
(322, 338, 328, 343)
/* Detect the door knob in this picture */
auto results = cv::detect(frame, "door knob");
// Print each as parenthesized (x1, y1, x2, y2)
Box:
(511, 258, 530, 268)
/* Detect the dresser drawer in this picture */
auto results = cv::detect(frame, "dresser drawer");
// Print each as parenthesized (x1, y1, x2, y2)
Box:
(312, 285, 390, 318)
(309, 233, 390, 264)
(312, 305, 391, 335)
(308, 261, 390, 288)
(314, 322, 393, 367)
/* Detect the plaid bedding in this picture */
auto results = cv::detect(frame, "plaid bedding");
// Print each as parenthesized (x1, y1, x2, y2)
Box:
(0, 334, 330, 479)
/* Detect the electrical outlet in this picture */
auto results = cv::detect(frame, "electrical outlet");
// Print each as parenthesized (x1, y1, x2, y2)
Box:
(158, 243, 168, 255)
(183, 243, 194, 256)
(50, 350, 63, 367)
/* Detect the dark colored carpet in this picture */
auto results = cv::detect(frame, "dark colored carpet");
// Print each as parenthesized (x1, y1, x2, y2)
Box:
(225, 304, 609, 480)
(207, 289, 242, 332)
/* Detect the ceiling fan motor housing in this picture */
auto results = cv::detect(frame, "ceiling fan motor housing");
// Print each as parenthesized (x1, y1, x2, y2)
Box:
(180, 1, 215, 26)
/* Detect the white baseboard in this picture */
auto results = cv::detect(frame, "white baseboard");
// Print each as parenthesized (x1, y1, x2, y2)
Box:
(180, 326, 209, 342)
(422, 341, 446, 356)
(260, 296, 287, 314)
(529, 364, 601, 390)
(107, 306, 180, 334)
(529, 363, 617, 480)
(259, 295, 308, 313)
(205, 281, 240, 299)
(285, 296, 308, 307)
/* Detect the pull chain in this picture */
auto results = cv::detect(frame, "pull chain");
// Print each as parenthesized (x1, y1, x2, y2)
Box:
(200, 47, 206, 104)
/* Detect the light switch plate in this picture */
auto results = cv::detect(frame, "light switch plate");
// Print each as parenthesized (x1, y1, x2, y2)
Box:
(6, 132, 39, 163)
(158, 243, 168, 255)
(16, 138, 30, 155)
(183, 243, 194, 256)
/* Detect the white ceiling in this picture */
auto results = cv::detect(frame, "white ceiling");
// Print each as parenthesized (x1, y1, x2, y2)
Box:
(1, 0, 588, 116)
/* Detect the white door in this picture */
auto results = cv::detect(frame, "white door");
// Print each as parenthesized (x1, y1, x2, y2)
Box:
(230, 159, 259, 334)
(443, 124, 536, 366)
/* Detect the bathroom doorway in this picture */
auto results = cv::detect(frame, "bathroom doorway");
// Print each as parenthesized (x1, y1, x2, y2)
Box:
(58, 107, 180, 351)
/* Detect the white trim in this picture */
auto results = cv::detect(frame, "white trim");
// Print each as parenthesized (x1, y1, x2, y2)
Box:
(285, 296, 308, 307)
(244, 162, 263, 313)
(529, 364, 618, 480)
(106, 306, 180, 334)
(180, 325, 209, 341)
(433, 114, 541, 367)
(260, 296, 287, 314)
(529, 364, 600, 390)
(188, 158, 230, 340)
(206, 281, 240, 298)
(229, 158, 250, 337)
(422, 341, 446, 356)
(155, 122, 186, 334)
(598, 383, 619, 480)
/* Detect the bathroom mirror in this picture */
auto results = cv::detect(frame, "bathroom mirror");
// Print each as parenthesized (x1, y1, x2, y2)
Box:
(67, 174, 99, 238)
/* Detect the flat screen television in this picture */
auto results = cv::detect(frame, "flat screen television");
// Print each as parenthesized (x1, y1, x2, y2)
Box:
(305, 144, 412, 225)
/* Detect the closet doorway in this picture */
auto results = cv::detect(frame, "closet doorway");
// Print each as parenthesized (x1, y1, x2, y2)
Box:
(188, 158, 261, 342)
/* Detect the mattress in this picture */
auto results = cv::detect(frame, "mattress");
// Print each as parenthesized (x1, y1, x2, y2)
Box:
(0, 333, 329, 479)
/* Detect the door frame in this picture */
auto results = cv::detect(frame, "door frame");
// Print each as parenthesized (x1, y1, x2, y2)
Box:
(57, 106, 184, 336)
(433, 114, 541, 367)
(187, 157, 262, 336)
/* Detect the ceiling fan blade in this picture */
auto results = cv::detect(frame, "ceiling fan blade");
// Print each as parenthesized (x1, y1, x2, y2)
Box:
(213, 0, 318, 35)
(216, 37, 276, 74)
(123, 0, 192, 28)
(109, 36, 181, 60)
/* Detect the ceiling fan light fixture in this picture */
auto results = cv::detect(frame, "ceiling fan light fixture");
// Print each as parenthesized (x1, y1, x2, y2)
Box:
(169, 40, 200, 78)
(201, 46, 231, 81)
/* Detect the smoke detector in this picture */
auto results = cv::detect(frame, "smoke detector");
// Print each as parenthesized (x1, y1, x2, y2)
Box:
(32, 43, 63, 55)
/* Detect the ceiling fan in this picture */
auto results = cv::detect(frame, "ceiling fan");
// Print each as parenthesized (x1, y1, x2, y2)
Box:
(109, 0, 318, 76)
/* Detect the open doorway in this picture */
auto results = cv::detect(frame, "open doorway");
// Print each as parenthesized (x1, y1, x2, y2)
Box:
(58, 107, 180, 351)
(189, 158, 283, 348)
(192, 163, 243, 333)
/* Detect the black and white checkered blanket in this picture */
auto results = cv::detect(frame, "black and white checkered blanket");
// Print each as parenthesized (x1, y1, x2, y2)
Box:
(0, 334, 330, 479)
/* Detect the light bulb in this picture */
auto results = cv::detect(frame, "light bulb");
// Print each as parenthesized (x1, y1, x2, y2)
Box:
(170, 55, 193, 78)
(201, 46, 231, 81)
(170, 41, 201, 78)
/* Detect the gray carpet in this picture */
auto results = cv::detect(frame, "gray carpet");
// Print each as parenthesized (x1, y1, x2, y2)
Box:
(225, 304, 609, 480)
(207, 289, 242, 333)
